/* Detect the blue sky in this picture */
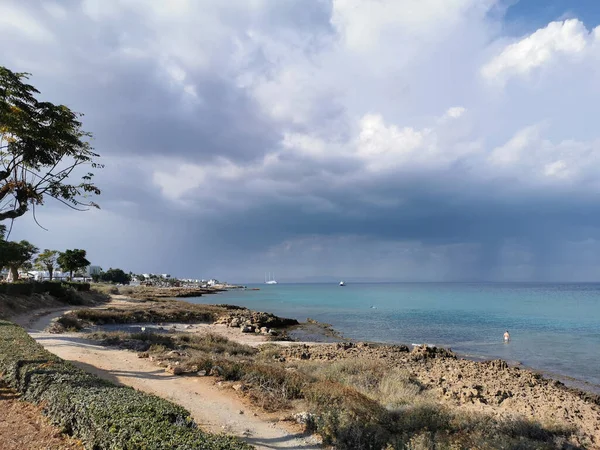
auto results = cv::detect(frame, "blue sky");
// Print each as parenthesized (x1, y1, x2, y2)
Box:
(3, 0, 600, 282)
(505, 0, 600, 32)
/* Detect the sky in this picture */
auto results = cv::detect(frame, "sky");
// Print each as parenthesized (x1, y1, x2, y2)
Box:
(3, 0, 600, 282)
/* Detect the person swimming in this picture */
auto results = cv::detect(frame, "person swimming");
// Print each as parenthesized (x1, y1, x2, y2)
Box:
(503, 330, 510, 342)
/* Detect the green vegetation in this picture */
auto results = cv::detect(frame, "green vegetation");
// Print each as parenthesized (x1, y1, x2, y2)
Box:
(0, 238, 38, 280)
(0, 279, 89, 296)
(94, 267, 132, 284)
(34, 249, 59, 280)
(0, 66, 101, 222)
(57, 249, 90, 280)
(0, 320, 252, 450)
(86, 330, 577, 450)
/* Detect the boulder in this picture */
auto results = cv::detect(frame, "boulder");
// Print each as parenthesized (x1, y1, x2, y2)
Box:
(166, 364, 184, 375)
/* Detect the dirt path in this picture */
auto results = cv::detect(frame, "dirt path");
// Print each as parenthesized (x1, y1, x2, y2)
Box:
(25, 311, 321, 450)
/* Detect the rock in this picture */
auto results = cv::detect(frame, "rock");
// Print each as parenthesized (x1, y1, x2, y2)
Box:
(166, 365, 184, 375)
(168, 350, 181, 356)
(185, 324, 193, 329)
(336, 342, 355, 350)
(232, 384, 243, 391)
(241, 325, 255, 333)
(410, 345, 456, 361)
(230, 318, 241, 327)
(293, 412, 314, 424)
(260, 327, 269, 334)
(137, 352, 149, 358)
(197, 370, 207, 376)
(269, 330, 279, 336)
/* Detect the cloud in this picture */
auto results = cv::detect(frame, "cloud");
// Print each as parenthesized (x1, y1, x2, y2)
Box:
(481, 19, 599, 84)
(3, 0, 600, 281)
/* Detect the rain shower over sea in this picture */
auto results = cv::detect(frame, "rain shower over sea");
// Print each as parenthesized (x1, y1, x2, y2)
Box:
(189, 282, 600, 390)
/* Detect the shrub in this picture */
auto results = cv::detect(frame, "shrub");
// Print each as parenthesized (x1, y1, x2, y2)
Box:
(91, 283, 119, 295)
(0, 280, 90, 297)
(71, 302, 220, 325)
(56, 315, 84, 332)
(242, 364, 307, 411)
(0, 320, 252, 450)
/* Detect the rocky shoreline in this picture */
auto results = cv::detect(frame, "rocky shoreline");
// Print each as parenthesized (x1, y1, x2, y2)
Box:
(208, 304, 600, 447)
(273, 341, 600, 448)
(45, 288, 600, 448)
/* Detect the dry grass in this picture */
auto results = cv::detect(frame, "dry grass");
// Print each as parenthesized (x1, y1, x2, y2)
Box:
(71, 300, 227, 325)
(90, 283, 120, 295)
(83, 332, 581, 450)
(0, 290, 108, 320)
(0, 380, 84, 450)
(298, 358, 426, 409)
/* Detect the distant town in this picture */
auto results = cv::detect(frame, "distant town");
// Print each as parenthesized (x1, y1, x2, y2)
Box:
(0, 264, 225, 288)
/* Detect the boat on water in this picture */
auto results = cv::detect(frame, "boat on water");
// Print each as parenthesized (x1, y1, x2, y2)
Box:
(265, 272, 278, 285)
(339, 281, 346, 286)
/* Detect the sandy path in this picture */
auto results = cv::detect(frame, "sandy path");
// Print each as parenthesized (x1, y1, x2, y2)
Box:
(25, 311, 321, 450)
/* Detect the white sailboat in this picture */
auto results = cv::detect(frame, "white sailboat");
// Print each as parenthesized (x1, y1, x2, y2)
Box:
(339, 281, 346, 286)
(265, 272, 278, 285)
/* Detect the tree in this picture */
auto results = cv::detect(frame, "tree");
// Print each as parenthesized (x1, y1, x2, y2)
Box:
(100, 268, 131, 284)
(57, 249, 90, 280)
(0, 66, 102, 222)
(34, 249, 58, 280)
(0, 240, 38, 281)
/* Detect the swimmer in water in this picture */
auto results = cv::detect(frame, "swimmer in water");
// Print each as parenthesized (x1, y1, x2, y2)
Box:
(503, 330, 510, 342)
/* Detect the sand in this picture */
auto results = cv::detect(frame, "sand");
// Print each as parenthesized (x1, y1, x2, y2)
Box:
(22, 309, 321, 450)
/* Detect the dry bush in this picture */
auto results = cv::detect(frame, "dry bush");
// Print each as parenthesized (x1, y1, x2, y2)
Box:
(299, 358, 425, 409)
(304, 380, 391, 449)
(72, 301, 223, 325)
(91, 284, 119, 295)
(173, 333, 256, 356)
(242, 364, 308, 411)
(56, 315, 84, 332)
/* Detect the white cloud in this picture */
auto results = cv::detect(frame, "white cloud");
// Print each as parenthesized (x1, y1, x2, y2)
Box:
(331, 0, 485, 52)
(5, 0, 600, 278)
(43, 3, 68, 20)
(445, 106, 467, 119)
(487, 125, 600, 186)
(0, 4, 54, 41)
(482, 19, 598, 84)
(488, 125, 541, 165)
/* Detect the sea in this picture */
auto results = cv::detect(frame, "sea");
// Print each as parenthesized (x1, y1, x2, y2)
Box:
(187, 282, 600, 392)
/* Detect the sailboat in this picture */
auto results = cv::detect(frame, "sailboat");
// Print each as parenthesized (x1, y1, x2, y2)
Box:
(265, 272, 278, 285)
(339, 281, 346, 286)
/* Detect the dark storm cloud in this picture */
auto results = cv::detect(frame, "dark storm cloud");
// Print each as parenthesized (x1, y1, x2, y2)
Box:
(4, 0, 600, 281)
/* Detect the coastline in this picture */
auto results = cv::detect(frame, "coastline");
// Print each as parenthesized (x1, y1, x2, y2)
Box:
(94, 286, 600, 397)
(14, 288, 600, 448)
(189, 283, 600, 392)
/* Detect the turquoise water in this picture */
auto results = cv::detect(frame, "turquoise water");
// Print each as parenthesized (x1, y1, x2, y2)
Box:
(189, 283, 600, 389)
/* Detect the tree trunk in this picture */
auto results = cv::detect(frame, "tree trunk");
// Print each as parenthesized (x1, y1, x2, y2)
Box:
(48, 267, 54, 281)
(70, 270, 73, 281)
(10, 266, 19, 282)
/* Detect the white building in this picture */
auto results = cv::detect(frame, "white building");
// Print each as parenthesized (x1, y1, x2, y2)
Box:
(86, 266, 102, 276)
